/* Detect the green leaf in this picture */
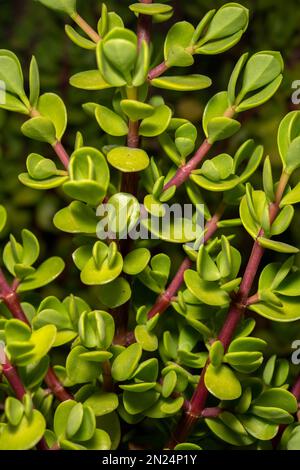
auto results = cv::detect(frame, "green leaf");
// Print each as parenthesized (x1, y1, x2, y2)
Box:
(123, 390, 159, 415)
(5, 398, 24, 427)
(135, 325, 158, 352)
(139, 104, 172, 137)
(240, 51, 283, 97)
(29, 56, 40, 107)
(207, 117, 241, 144)
(132, 39, 150, 86)
(205, 416, 254, 446)
(151, 75, 211, 91)
(95, 105, 128, 136)
(65, 25, 96, 50)
(19, 173, 68, 190)
(123, 248, 151, 275)
(277, 111, 300, 169)
(228, 53, 248, 105)
(202, 91, 230, 136)
(84, 392, 119, 417)
(78, 310, 114, 350)
(26, 153, 59, 180)
(130, 3, 173, 16)
(0, 411, 46, 450)
(70, 70, 112, 90)
(37, 93, 67, 140)
(257, 237, 299, 254)
(120, 100, 154, 121)
(98, 277, 131, 308)
(97, 28, 137, 86)
(111, 343, 142, 381)
(63, 147, 109, 205)
(200, 4, 249, 43)
(263, 156, 275, 201)
(34, 0, 76, 15)
(239, 415, 278, 441)
(197, 245, 220, 281)
(175, 122, 197, 159)
(164, 21, 194, 66)
(205, 364, 242, 400)
(184, 270, 229, 306)
(0, 205, 7, 232)
(162, 370, 177, 398)
(210, 341, 224, 367)
(240, 189, 267, 239)
(285, 136, 300, 174)
(250, 406, 294, 425)
(107, 146, 149, 172)
(281, 182, 300, 206)
(21, 117, 57, 144)
(249, 295, 300, 322)
(271, 205, 294, 236)
(98, 9, 124, 36)
(0, 91, 29, 114)
(66, 346, 102, 383)
(80, 242, 123, 286)
(236, 76, 282, 112)
(54, 201, 98, 234)
(17, 257, 65, 292)
(0, 50, 26, 99)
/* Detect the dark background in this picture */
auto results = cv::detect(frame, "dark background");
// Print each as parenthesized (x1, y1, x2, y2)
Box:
(1, 0, 300, 357)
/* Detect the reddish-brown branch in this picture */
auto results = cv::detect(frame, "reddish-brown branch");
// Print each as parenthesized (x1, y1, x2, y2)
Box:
(44, 367, 73, 402)
(137, 0, 153, 47)
(148, 61, 169, 81)
(52, 141, 70, 170)
(2, 356, 26, 400)
(29, 109, 70, 170)
(163, 140, 212, 191)
(167, 171, 290, 448)
(292, 376, 300, 403)
(1, 355, 50, 450)
(0, 269, 73, 402)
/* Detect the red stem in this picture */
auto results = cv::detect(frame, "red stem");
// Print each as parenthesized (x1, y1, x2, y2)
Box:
(137, 0, 153, 47)
(163, 107, 236, 192)
(2, 355, 50, 450)
(167, 171, 290, 448)
(52, 141, 69, 170)
(292, 376, 300, 402)
(2, 357, 26, 400)
(148, 61, 169, 81)
(201, 407, 223, 419)
(163, 140, 212, 191)
(29, 109, 70, 170)
(44, 368, 72, 402)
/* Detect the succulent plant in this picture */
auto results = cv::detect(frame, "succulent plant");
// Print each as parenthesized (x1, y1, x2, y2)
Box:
(0, 0, 299, 452)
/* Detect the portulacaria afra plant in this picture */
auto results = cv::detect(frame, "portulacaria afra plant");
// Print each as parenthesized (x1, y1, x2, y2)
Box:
(0, 0, 300, 451)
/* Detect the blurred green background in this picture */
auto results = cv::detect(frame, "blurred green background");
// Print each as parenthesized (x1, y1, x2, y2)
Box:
(1, 0, 300, 356)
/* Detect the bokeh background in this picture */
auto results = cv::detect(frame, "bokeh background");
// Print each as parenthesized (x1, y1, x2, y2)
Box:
(1, 0, 300, 362)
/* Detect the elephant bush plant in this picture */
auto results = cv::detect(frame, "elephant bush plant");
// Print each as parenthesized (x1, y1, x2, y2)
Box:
(0, 0, 300, 451)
